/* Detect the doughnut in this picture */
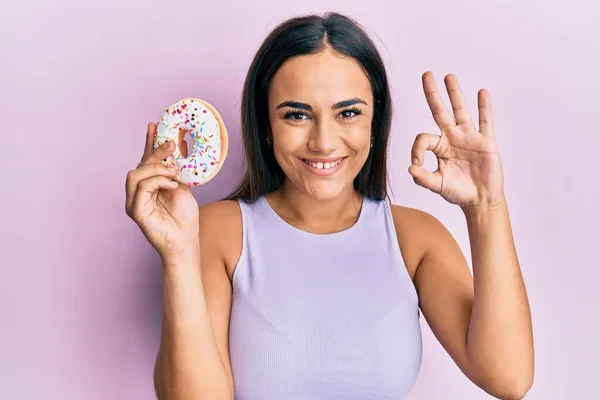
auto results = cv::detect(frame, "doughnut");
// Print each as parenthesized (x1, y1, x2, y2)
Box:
(153, 98, 228, 186)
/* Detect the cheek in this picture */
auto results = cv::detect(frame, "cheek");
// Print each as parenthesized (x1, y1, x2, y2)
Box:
(271, 120, 310, 150)
(271, 130, 306, 168)
(344, 122, 372, 153)
(270, 117, 372, 160)
(273, 143, 298, 165)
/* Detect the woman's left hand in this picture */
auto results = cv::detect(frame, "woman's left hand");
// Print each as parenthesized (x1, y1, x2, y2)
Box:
(408, 71, 506, 211)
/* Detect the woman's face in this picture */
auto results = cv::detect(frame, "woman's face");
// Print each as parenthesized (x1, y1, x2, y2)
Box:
(268, 47, 374, 201)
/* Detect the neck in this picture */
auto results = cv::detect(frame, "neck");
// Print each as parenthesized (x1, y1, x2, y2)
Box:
(266, 180, 363, 232)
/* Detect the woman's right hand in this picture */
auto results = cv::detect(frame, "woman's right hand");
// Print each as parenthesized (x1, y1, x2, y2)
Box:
(125, 123, 200, 259)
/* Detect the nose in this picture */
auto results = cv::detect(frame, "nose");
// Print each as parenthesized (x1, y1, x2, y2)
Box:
(307, 119, 338, 154)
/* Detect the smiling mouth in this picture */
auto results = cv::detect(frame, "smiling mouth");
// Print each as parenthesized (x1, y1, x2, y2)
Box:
(300, 157, 346, 170)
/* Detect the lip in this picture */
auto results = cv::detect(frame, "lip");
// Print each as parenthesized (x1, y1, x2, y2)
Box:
(298, 156, 347, 176)
(301, 156, 346, 163)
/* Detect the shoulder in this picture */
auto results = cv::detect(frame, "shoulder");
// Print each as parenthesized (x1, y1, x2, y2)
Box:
(198, 199, 243, 281)
(390, 203, 445, 232)
(198, 199, 242, 235)
(388, 203, 449, 280)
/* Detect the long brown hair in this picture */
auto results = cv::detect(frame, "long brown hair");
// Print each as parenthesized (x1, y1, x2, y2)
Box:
(226, 12, 393, 203)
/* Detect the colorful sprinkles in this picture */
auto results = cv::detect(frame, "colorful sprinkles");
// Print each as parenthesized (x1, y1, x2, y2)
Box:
(153, 98, 224, 186)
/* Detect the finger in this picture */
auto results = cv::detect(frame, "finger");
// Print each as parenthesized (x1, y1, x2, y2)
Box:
(444, 74, 475, 129)
(141, 123, 157, 162)
(131, 176, 179, 220)
(411, 133, 442, 166)
(408, 164, 443, 194)
(126, 164, 178, 214)
(477, 88, 495, 137)
(145, 139, 176, 165)
(422, 71, 456, 131)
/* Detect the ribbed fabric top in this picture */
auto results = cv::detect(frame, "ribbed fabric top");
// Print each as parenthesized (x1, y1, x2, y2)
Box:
(228, 195, 422, 399)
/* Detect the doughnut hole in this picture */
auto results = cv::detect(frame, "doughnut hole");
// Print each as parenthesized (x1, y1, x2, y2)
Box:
(177, 128, 195, 158)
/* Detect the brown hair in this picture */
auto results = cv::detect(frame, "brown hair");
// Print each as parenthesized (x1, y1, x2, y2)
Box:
(226, 12, 392, 203)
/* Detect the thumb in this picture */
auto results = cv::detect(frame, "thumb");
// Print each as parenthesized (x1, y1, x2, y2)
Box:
(150, 140, 177, 163)
(408, 164, 442, 194)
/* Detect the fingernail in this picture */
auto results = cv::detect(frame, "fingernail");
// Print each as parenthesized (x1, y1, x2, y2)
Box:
(162, 140, 170, 148)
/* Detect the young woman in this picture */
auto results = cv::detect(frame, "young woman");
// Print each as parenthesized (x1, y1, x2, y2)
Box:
(125, 12, 534, 400)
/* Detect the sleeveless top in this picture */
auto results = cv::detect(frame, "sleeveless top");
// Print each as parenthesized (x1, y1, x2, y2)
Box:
(228, 195, 422, 399)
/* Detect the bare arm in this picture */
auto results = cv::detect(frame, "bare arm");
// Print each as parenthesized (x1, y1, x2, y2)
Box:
(409, 201, 534, 399)
(463, 200, 534, 397)
(154, 202, 237, 400)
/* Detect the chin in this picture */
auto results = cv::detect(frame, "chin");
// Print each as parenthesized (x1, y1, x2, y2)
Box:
(302, 182, 349, 201)
(279, 155, 361, 201)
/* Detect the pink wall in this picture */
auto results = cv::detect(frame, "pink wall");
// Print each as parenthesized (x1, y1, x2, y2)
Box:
(2, 0, 598, 398)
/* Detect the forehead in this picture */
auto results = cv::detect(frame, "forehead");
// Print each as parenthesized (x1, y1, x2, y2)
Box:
(269, 49, 373, 106)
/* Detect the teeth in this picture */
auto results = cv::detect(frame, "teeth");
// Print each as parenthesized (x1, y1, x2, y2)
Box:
(303, 159, 342, 169)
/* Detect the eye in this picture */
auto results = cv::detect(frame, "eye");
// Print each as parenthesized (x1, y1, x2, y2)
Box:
(284, 110, 310, 121)
(338, 107, 362, 120)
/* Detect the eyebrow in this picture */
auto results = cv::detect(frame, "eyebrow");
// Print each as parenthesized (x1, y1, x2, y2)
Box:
(276, 97, 368, 111)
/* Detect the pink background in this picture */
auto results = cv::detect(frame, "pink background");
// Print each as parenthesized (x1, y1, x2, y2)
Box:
(2, 0, 599, 398)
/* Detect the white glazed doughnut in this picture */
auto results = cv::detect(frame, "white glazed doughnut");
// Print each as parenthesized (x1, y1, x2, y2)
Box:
(153, 98, 228, 186)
